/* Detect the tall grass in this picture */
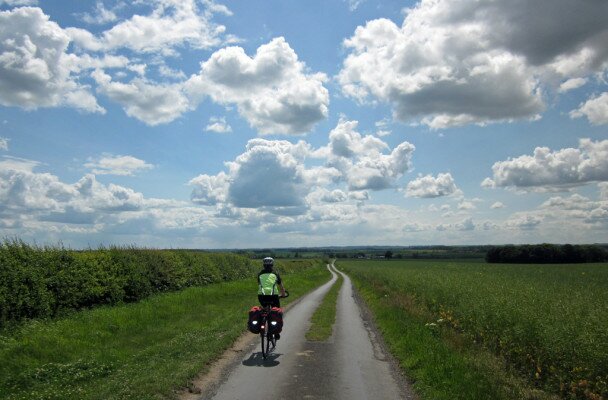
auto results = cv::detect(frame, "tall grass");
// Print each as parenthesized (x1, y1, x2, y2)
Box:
(0, 260, 329, 400)
(340, 260, 608, 400)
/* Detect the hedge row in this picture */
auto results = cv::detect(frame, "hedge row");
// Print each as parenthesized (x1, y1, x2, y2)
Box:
(485, 243, 608, 263)
(0, 240, 260, 329)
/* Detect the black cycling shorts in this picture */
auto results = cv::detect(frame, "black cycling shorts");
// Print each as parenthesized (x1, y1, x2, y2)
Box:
(258, 295, 280, 308)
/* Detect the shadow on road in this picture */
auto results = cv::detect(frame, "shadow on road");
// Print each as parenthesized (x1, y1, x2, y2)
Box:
(242, 352, 281, 367)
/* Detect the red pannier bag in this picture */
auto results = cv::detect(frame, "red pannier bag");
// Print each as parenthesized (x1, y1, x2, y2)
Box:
(268, 307, 283, 334)
(248, 306, 262, 334)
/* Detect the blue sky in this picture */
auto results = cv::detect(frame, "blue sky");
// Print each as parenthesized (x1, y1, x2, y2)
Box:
(0, 0, 607, 248)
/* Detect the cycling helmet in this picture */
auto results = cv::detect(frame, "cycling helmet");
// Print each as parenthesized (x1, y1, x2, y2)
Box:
(263, 257, 274, 269)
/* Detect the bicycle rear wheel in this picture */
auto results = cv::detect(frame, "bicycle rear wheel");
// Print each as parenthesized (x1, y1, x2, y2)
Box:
(261, 318, 272, 359)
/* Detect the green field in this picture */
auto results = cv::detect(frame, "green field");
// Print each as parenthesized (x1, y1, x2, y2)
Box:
(338, 259, 608, 400)
(0, 260, 329, 400)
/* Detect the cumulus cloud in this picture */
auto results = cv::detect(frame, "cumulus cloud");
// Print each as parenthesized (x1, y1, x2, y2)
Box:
(405, 173, 458, 198)
(190, 120, 415, 218)
(71, 0, 232, 54)
(307, 188, 348, 204)
(81, 1, 118, 25)
(190, 139, 311, 212)
(0, 163, 144, 223)
(558, 78, 587, 93)
(457, 201, 476, 211)
(0, 157, 220, 241)
(85, 154, 154, 176)
(0, 7, 104, 113)
(92, 69, 191, 125)
(570, 92, 608, 125)
(324, 119, 415, 191)
(0, 137, 8, 151)
(456, 217, 475, 231)
(205, 116, 232, 133)
(491, 201, 505, 209)
(483, 139, 608, 191)
(537, 192, 608, 227)
(186, 37, 329, 135)
(339, 0, 608, 129)
(504, 214, 543, 230)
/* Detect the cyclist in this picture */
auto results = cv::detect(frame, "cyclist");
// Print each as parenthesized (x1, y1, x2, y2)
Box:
(258, 257, 286, 339)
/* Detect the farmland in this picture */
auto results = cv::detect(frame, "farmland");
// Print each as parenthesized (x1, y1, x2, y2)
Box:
(339, 259, 608, 400)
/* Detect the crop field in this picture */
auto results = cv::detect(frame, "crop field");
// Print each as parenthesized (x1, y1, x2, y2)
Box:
(338, 259, 608, 400)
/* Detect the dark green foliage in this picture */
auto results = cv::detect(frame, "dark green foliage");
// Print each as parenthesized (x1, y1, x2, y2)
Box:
(0, 240, 257, 329)
(486, 244, 608, 263)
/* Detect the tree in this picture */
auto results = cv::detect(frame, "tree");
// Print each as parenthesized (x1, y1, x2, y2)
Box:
(385, 250, 393, 260)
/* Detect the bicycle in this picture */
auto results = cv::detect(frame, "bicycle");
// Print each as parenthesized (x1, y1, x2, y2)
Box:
(259, 291, 289, 359)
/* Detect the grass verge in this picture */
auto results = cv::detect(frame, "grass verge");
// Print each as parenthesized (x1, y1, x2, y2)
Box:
(0, 263, 329, 400)
(305, 267, 343, 341)
(340, 260, 608, 400)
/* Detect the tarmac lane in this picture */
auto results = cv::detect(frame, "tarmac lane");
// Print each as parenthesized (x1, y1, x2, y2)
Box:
(204, 263, 414, 400)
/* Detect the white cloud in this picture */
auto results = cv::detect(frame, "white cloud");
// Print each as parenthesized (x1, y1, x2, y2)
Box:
(0, 158, 220, 240)
(0, 155, 40, 171)
(345, 0, 365, 12)
(186, 37, 329, 135)
(85, 154, 154, 176)
(458, 201, 476, 211)
(0, 164, 144, 222)
(81, 1, 118, 25)
(539, 193, 608, 226)
(190, 120, 414, 218)
(348, 190, 369, 201)
(92, 69, 190, 125)
(0, 0, 38, 5)
(190, 138, 311, 212)
(339, 0, 608, 129)
(0, 7, 104, 113)
(190, 172, 229, 206)
(570, 92, 608, 125)
(504, 214, 543, 230)
(0, 137, 8, 151)
(158, 64, 187, 80)
(72, 0, 232, 54)
(490, 201, 505, 209)
(456, 217, 475, 231)
(324, 119, 415, 191)
(558, 78, 587, 93)
(600, 182, 608, 201)
(405, 173, 458, 198)
(309, 188, 348, 204)
(375, 118, 392, 137)
(205, 116, 232, 133)
(483, 139, 608, 190)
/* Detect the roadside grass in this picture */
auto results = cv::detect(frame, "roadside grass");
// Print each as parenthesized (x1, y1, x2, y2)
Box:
(0, 263, 330, 400)
(339, 260, 608, 400)
(305, 267, 343, 341)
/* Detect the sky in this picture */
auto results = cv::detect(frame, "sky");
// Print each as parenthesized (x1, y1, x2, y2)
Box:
(0, 0, 607, 248)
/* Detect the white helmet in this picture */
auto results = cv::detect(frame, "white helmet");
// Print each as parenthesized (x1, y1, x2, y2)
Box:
(263, 257, 274, 268)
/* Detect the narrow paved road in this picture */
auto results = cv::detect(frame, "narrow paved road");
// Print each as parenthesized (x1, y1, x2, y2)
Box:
(204, 263, 414, 400)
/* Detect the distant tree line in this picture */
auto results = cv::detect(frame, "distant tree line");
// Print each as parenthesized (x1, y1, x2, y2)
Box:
(485, 244, 608, 263)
